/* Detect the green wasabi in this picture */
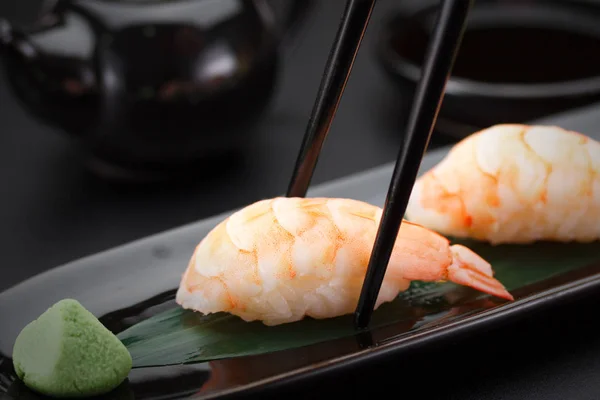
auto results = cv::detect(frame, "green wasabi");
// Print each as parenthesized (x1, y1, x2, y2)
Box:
(12, 299, 132, 398)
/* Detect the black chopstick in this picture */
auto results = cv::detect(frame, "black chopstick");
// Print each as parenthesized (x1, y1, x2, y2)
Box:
(354, 0, 473, 330)
(286, 0, 377, 198)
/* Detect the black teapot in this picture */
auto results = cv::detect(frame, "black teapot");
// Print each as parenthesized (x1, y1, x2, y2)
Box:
(0, 0, 311, 180)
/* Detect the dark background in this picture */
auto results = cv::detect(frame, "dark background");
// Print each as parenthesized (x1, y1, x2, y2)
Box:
(0, 0, 448, 290)
(3, 1, 600, 400)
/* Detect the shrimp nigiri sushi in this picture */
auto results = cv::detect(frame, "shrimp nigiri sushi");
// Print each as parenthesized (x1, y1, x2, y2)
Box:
(405, 124, 600, 245)
(176, 197, 512, 326)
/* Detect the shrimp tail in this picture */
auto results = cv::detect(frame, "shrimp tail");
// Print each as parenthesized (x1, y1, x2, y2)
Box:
(447, 244, 514, 301)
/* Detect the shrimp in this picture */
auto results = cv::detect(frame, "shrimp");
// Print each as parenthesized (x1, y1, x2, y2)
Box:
(176, 197, 512, 326)
(405, 124, 600, 244)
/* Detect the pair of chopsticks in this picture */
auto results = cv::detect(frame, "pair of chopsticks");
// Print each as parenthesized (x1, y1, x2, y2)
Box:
(286, 0, 474, 330)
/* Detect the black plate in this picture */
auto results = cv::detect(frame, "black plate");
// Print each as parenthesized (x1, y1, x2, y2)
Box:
(2, 103, 600, 400)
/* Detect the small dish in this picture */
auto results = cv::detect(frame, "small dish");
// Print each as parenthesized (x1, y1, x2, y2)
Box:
(376, 0, 600, 138)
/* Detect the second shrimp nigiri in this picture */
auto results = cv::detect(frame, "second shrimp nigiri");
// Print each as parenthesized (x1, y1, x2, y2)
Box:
(176, 197, 512, 326)
(405, 124, 600, 244)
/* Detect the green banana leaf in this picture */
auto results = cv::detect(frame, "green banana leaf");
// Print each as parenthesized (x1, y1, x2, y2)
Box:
(118, 240, 600, 368)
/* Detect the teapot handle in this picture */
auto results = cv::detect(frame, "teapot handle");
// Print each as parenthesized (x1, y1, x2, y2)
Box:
(0, 0, 67, 58)
(0, 18, 39, 60)
(0, 18, 11, 49)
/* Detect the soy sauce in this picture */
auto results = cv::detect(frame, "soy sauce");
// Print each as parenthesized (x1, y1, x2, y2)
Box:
(396, 25, 600, 84)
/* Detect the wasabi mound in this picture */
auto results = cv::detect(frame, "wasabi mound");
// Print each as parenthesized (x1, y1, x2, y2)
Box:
(12, 299, 132, 398)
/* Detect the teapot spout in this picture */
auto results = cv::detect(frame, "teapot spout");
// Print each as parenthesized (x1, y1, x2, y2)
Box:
(0, 18, 12, 48)
(1, 0, 63, 51)
(0, 18, 38, 60)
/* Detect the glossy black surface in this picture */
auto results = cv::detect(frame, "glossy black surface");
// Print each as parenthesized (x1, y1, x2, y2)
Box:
(0, 0, 310, 179)
(377, 0, 600, 137)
